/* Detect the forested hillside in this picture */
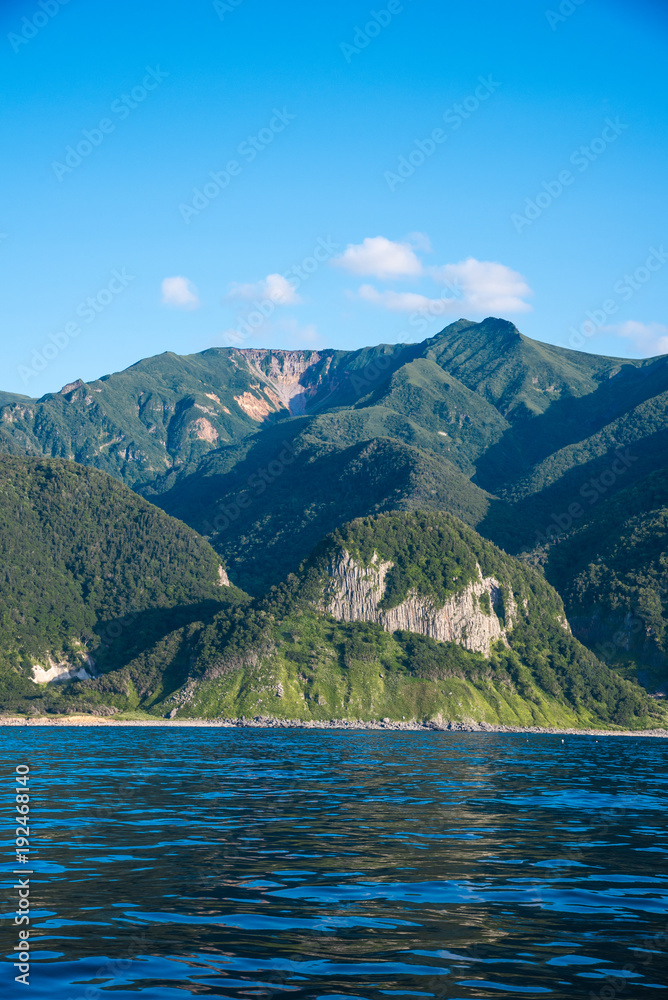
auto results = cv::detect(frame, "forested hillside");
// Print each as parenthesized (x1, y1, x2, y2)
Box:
(0, 456, 246, 714)
(544, 469, 668, 689)
(58, 512, 655, 729)
(1, 316, 667, 701)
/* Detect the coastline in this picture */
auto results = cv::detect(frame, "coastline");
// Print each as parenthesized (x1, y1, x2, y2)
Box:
(1, 714, 667, 737)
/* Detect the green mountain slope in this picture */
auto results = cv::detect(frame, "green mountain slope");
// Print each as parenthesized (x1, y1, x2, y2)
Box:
(479, 392, 668, 553)
(151, 424, 491, 594)
(332, 357, 510, 474)
(1, 317, 648, 494)
(0, 354, 271, 487)
(542, 468, 668, 691)
(475, 355, 668, 493)
(0, 456, 246, 713)
(422, 317, 632, 419)
(62, 512, 655, 729)
(0, 390, 35, 408)
(2, 317, 668, 698)
(0, 343, 414, 488)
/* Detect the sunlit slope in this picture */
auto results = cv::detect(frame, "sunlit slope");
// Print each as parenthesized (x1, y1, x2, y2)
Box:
(57, 512, 656, 730)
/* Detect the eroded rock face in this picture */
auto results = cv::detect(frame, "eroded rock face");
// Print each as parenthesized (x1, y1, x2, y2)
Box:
(31, 654, 94, 684)
(233, 391, 276, 421)
(237, 349, 333, 414)
(322, 550, 515, 656)
(191, 417, 219, 442)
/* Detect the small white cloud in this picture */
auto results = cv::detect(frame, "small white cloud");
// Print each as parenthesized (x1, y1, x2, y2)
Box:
(332, 236, 423, 279)
(609, 321, 668, 357)
(432, 258, 532, 314)
(226, 273, 301, 305)
(161, 276, 200, 310)
(358, 284, 457, 314)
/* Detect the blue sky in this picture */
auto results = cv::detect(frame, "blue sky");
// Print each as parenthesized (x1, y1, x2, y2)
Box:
(1, 0, 667, 397)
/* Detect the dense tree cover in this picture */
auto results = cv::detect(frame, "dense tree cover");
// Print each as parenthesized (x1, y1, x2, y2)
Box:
(313, 511, 563, 616)
(307, 512, 650, 724)
(156, 433, 490, 594)
(0, 343, 410, 489)
(0, 457, 238, 707)
(75, 512, 652, 725)
(2, 317, 661, 590)
(1, 504, 653, 726)
(1, 317, 668, 696)
(542, 469, 668, 685)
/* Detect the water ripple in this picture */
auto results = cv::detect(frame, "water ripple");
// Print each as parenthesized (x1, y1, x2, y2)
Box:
(0, 729, 666, 999)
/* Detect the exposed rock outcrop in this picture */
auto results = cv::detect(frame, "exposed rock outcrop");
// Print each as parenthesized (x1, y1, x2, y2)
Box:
(233, 390, 277, 421)
(237, 349, 333, 414)
(32, 654, 94, 684)
(191, 416, 219, 442)
(321, 549, 515, 656)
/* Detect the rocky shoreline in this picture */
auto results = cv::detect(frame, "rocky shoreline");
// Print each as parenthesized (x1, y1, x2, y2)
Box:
(1, 714, 667, 737)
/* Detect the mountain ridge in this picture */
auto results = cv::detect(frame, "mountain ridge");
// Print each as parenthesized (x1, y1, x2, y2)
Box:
(2, 316, 667, 697)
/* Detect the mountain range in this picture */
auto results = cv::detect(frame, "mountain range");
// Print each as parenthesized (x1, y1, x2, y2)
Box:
(1, 316, 667, 723)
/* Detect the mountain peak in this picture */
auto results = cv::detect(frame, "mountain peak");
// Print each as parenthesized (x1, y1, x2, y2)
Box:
(477, 316, 523, 341)
(59, 379, 87, 396)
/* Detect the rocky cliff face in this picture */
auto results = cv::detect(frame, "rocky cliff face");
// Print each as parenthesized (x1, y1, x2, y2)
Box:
(31, 650, 94, 685)
(237, 349, 335, 414)
(321, 549, 515, 656)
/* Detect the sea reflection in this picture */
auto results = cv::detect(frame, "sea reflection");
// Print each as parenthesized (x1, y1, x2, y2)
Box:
(1, 729, 667, 999)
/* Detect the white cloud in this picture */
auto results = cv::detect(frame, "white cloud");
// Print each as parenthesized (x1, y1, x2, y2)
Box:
(332, 236, 423, 279)
(358, 284, 457, 314)
(431, 258, 532, 314)
(609, 321, 668, 357)
(226, 272, 301, 305)
(161, 276, 200, 310)
(338, 240, 532, 316)
(357, 257, 532, 317)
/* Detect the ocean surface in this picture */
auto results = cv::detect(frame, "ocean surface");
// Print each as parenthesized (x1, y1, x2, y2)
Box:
(1, 728, 667, 999)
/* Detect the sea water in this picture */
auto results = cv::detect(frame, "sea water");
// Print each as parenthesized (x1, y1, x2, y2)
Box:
(1, 728, 667, 998)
